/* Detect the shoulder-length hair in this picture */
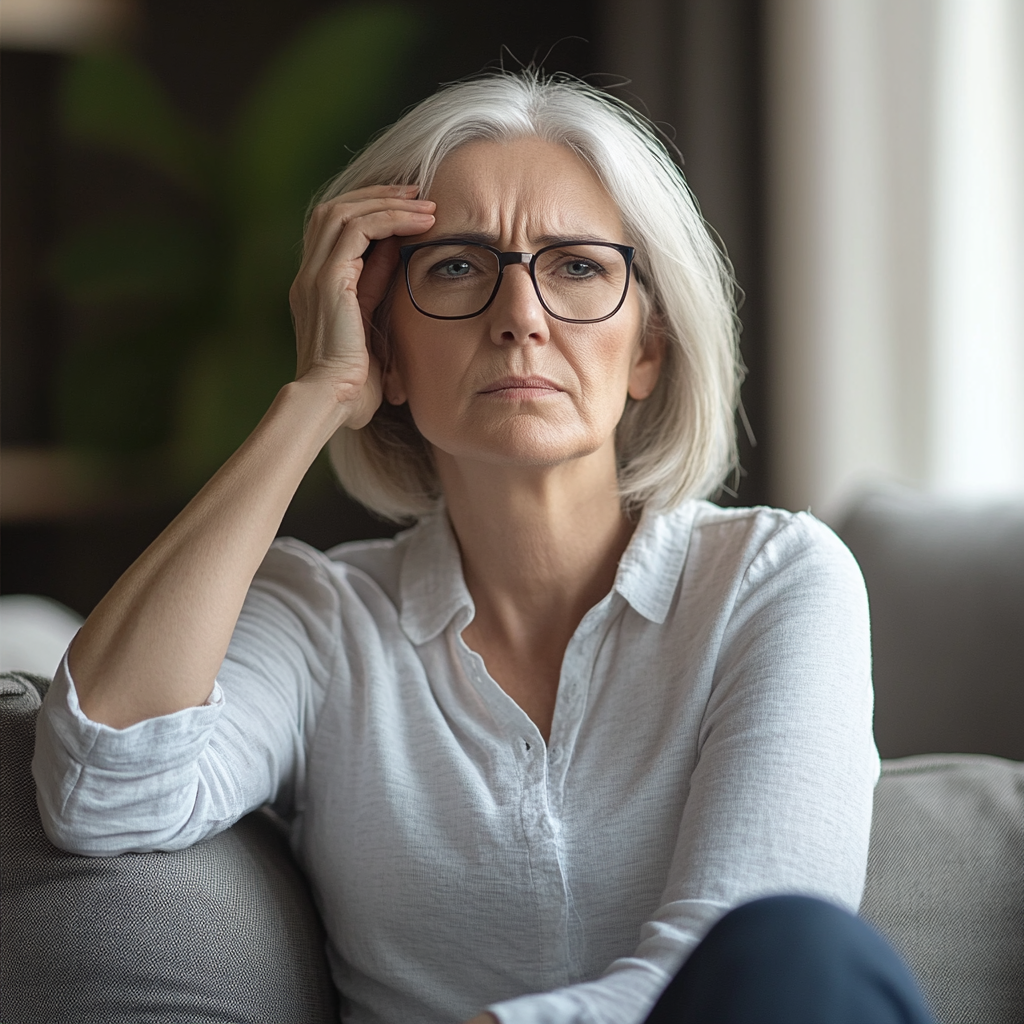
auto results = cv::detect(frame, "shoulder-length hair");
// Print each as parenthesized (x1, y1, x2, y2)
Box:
(313, 69, 742, 522)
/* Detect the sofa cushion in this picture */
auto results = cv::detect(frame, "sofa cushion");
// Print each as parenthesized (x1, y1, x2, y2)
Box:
(862, 754, 1024, 1024)
(836, 487, 1024, 760)
(0, 672, 337, 1024)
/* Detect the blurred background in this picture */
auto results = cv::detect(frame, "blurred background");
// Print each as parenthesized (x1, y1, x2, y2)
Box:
(2, 0, 1022, 622)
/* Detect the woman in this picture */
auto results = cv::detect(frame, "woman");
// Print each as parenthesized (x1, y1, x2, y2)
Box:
(33, 72, 934, 1024)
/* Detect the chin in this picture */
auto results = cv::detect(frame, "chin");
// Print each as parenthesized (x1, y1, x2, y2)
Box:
(432, 419, 608, 469)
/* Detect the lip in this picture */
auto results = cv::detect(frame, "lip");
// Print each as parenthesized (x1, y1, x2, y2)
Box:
(479, 375, 563, 396)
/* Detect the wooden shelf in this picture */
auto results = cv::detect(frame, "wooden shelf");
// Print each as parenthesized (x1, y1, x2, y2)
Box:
(0, 446, 144, 522)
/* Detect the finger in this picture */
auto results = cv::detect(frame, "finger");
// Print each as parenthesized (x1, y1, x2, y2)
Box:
(301, 195, 429, 270)
(291, 208, 431, 341)
(300, 196, 433, 276)
(303, 185, 422, 254)
(356, 235, 403, 316)
(325, 183, 420, 205)
(318, 207, 434, 286)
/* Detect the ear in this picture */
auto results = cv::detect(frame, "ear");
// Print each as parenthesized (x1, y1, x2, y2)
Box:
(627, 316, 665, 401)
(382, 357, 408, 406)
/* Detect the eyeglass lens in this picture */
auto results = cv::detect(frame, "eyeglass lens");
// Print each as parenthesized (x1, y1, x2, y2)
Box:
(405, 243, 629, 321)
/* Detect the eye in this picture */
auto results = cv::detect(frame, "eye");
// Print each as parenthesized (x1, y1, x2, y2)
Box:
(564, 259, 600, 278)
(542, 248, 610, 281)
(432, 259, 473, 279)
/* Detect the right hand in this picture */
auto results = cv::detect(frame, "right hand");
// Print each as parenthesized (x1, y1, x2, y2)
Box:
(288, 184, 435, 428)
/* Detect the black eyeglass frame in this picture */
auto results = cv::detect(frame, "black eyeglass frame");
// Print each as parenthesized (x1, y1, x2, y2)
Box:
(397, 239, 637, 324)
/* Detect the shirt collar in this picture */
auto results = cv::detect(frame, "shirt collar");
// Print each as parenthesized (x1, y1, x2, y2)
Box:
(397, 501, 700, 644)
(398, 512, 475, 645)
(613, 501, 699, 624)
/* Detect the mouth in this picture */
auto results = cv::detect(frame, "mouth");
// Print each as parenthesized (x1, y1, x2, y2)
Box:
(479, 375, 563, 397)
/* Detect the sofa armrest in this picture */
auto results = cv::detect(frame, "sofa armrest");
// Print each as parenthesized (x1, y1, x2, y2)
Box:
(0, 672, 337, 1024)
(862, 754, 1024, 1024)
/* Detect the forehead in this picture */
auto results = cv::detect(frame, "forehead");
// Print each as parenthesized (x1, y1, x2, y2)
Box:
(424, 137, 625, 242)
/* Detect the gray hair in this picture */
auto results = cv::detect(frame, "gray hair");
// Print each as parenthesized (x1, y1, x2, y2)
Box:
(314, 70, 742, 521)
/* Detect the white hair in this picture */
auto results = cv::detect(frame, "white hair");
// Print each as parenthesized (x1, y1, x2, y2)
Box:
(314, 69, 742, 522)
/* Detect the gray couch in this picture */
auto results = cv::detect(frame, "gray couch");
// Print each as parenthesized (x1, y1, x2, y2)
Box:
(2, 487, 1022, 1024)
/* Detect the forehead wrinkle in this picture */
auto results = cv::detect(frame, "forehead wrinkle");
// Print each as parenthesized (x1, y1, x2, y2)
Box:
(427, 181, 623, 246)
(423, 138, 625, 247)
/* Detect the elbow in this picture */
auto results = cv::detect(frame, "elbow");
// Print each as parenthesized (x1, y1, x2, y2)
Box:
(35, 784, 214, 856)
(35, 797, 123, 857)
(32, 750, 212, 856)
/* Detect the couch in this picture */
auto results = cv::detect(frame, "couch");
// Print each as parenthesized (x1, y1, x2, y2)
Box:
(2, 488, 1022, 1024)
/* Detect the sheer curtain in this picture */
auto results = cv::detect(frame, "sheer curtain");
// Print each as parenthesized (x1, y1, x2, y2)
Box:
(767, 0, 1024, 513)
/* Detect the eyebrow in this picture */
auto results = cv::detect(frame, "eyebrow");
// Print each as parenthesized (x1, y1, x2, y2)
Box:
(426, 231, 618, 248)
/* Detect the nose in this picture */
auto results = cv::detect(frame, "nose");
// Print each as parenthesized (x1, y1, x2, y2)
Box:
(488, 261, 549, 347)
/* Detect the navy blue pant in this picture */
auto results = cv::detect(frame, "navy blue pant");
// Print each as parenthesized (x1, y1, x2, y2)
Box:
(645, 896, 937, 1024)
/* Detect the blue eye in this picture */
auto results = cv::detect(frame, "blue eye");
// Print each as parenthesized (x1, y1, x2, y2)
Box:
(566, 260, 597, 277)
(435, 259, 472, 278)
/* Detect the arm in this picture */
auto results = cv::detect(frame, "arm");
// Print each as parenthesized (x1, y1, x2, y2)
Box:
(33, 186, 435, 853)
(67, 186, 434, 729)
(34, 539, 348, 854)
(484, 517, 878, 1024)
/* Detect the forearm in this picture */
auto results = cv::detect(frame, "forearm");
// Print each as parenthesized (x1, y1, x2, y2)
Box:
(71, 379, 350, 728)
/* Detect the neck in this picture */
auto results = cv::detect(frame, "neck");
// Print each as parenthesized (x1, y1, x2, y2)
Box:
(437, 441, 635, 660)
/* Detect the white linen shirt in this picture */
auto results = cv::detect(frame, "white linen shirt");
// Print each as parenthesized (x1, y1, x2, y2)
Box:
(34, 501, 879, 1024)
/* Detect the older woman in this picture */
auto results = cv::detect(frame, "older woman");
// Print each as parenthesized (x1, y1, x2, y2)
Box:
(33, 72, 934, 1024)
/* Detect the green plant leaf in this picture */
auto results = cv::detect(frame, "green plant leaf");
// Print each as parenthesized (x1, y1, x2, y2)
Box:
(51, 215, 216, 304)
(54, 324, 195, 453)
(229, 3, 421, 221)
(220, 214, 303, 326)
(61, 51, 214, 196)
(171, 333, 294, 484)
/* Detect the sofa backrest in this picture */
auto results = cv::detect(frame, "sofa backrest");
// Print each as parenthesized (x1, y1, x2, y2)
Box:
(862, 754, 1024, 1024)
(6, 671, 1023, 1024)
(0, 672, 338, 1024)
(835, 487, 1024, 761)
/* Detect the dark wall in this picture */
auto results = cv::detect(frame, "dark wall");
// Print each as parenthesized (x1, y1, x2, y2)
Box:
(2, 51, 63, 446)
(1, 1, 603, 616)
(2, 1, 767, 616)
(598, 0, 768, 508)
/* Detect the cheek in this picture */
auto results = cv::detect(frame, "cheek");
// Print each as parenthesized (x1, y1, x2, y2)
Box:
(582, 325, 646, 403)
(387, 324, 472, 425)
(384, 296, 438, 405)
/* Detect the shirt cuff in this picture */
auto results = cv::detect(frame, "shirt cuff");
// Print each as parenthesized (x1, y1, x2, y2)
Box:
(43, 649, 225, 773)
(488, 991, 583, 1024)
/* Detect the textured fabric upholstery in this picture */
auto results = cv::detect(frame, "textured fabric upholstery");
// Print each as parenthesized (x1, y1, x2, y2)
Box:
(0, 672, 337, 1024)
(862, 754, 1024, 1024)
(5, 668, 1023, 1024)
(836, 487, 1024, 760)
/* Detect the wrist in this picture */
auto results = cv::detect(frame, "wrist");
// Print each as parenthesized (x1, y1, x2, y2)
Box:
(286, 367, 380, 427)
(274, 378, 364, 437)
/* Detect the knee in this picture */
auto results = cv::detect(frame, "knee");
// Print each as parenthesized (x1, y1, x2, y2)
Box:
(656, 894, 934, 1024)
(705, 894, 867, 964)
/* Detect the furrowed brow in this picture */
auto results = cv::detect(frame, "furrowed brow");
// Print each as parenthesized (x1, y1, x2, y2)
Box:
(424, 231, 619, 248)
(532, 234, 616, 246)
(426, 231, 498, 246)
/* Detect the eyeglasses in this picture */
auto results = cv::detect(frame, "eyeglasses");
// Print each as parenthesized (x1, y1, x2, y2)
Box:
(398, 239, 636, 324)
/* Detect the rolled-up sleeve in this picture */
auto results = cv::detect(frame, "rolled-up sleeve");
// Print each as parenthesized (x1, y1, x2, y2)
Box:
(32, 537, 342, 856)
(33, 658, 232, 854)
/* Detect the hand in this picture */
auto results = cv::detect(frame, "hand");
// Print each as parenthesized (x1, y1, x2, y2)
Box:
(288, 184, 435, 428)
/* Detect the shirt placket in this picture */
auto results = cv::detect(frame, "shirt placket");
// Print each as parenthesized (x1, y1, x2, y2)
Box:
(452, 595, 615, 990)
(519, 602, 611, 989)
